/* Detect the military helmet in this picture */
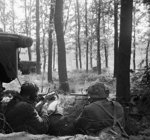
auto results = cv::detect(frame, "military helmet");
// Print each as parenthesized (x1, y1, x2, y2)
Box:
(86, 82, 109, 99)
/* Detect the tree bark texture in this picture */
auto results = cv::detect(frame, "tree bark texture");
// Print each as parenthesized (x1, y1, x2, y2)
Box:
(75, 2, 79, 69)
(11, 0, 15, 33)
(36, 0, 41, 74)
(146, 41, 149, 67)
(96, 0, 101, 74)
(53, 42, 56, 71)
(76, 0, 82, 69)
(133, 2, 136, 71)
(54, 0, 69, 92)
(25, 0, 32, 61)
(85, 0, 89, 73)
(117, 0, 133, 105)
(114, 0, 119, 77)
(42, 32, 46, 73)
(48, 0, 55, 83)
(102, 12, 108, 68)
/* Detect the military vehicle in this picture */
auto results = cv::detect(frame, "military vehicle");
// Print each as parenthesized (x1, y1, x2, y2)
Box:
(0, 32, 33, 93)
(18, 61, 37, 74)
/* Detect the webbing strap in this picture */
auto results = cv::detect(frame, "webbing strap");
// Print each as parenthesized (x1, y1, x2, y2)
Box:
(94, 101, 129, 138)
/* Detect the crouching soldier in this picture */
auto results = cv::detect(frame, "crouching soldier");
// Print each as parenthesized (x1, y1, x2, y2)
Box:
(5, 81, 50, 134)
(74, 82, 125, 136)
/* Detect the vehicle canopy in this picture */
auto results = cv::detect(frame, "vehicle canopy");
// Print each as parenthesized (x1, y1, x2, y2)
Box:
(0, 32, 33, 84)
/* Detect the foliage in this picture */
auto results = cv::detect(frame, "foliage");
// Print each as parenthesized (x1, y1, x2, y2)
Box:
(2, 66, 150, 138)
(143, 0, 150, 4)
(0, 0, 149, 72)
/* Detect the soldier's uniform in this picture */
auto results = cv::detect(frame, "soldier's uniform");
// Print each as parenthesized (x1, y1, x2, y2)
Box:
(74, 82, 124, 136)
(5, 82, 50, 134)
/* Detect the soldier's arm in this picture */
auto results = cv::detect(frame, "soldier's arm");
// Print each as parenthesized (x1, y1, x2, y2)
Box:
(74, 107, 91, 134)
(22, 103, 50, 134)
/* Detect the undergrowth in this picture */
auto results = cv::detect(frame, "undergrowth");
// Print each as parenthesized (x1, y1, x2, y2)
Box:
(3, 69, 115, 95)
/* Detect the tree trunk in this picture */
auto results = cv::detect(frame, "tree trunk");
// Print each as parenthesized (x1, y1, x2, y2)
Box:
(117, 0, 133, 105)
(42, 32, 46, 73)
(29, 0, 32, 36)
(96, 0, 101, 74)
(3, 0, 6, 32)
(102, 11, 108, 68)
(146, 7, 150, 68)
(11, 0, 15, 33)
(53, 41, 56, 71)
(133, 2, 136, 71)
(75, 2, 79, 69)
(54, 0, 69, 92)
(90, 39, 93, 69)
(36, 0, 41, 74)
(76, 0, 82, 69)
(146, 41, 150, 68)
(90, 6, 94, 69)
(48, 0, 55, 83)
(85, 0, 89, 73)
(76, 40, 79, 69)
(104, 43, 108, 68)
(114, 0, 119, 77)
(25, 0, 32, 61)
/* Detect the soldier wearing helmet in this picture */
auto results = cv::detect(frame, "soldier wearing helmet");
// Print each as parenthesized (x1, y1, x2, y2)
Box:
(74, 82, 125, 136)
(5, 81, 50, 134)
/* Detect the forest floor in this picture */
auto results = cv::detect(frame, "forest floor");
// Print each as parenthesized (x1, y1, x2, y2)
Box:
(2, 69, 150, 140)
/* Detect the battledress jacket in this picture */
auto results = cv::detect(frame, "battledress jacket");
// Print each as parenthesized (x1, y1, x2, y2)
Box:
(5, 95, 49, 134)
(74, 99, 124, 135)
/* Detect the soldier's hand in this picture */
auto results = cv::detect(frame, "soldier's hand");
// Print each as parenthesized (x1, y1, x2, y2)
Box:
(35, 100, 45, 113)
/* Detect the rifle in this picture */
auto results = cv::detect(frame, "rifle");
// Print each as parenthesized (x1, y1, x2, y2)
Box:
(69, 92, 89, 102)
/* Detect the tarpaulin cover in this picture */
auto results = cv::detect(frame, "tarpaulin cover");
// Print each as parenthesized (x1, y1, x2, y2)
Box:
(0, 33, 33, 83)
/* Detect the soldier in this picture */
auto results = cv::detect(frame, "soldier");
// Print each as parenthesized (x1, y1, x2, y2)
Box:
(74, 82, 125, 136)
(5, 81, 50, 134)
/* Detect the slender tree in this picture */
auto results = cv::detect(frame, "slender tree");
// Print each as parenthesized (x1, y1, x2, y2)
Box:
(102, 6, 108, 68)
(48, 0, 55, 82)
(146, 6, 150, 68)
(133, 1, 136, 71)
(95, 0, 102, 74)
(75, 4, 79, 69)
(85, 0, 89, 72)
(143, 0, 150, 68)
(25, 0, 32, 61)
(10, 0, 15, 33)
(114, 0, 119, 77)
(90, 36, 93, 69)
(76, 0, 82, 69)
(53, 41, 56, 71)
(36, 0, 41, 74)
(89, 1, 94, 69)
(0, 0, 6, 32)
(146, 41, 150, 67)
(54, 0, 69, 92)
(116, 0, 133, 105)
(89, 27, 93, 69)
(41, 0, 49, 73)
(75, 42, 79, 69)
